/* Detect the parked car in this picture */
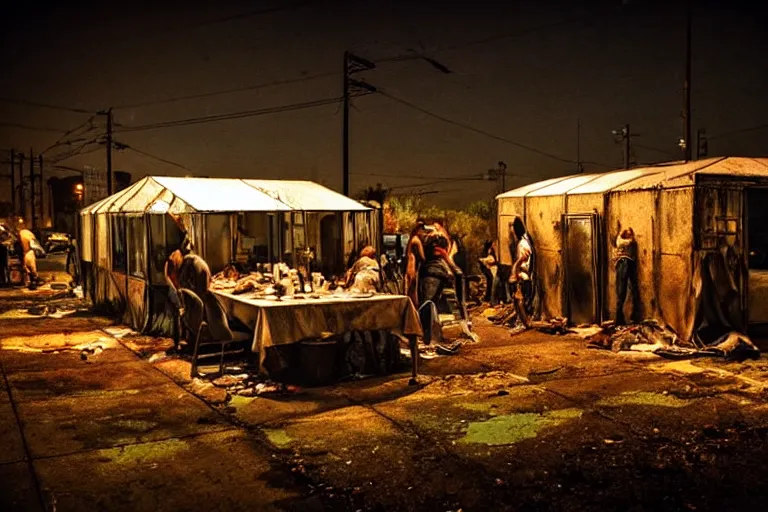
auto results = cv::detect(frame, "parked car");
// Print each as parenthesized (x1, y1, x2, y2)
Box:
(44, 232, 70, 254)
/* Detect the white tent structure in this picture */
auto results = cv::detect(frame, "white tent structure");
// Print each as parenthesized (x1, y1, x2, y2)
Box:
(79, 176, 379, 334)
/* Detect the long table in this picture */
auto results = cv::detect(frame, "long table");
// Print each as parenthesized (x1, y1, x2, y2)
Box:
(213, 290, 424, 381)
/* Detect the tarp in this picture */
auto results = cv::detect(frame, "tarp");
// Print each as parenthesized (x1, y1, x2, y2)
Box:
(80, 176, 371, 215)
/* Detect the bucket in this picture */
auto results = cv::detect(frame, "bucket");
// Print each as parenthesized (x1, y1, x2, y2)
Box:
(299, 340, 338, 385)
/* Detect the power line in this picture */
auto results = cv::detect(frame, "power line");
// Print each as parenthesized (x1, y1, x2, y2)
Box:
(709, 123, 768, 140)
(49, 140, 102, 163)
(119, 144, 195, 173)
(375, 15, 587, 64)
(377, 89, 600, 167)
(0, 96, 92, 114)
(186, 1, 320, 29)
(42, 115, 100, 154)
(50, 144, 102, 163)
(633, 143, 679, 159)
(115, 96, 343, 132)
(113, 71, 339, 109)
(351, 171, 486, 181)
(0, 122, 67, 133)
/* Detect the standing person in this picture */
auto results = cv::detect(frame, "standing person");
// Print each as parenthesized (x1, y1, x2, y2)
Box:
(65, 235, 80, 285)
(18, 228, 43, 290)
(509, 217, 535, 316)
(614, 222, 640, 325)
(478, 240, 497, 304)
(0, 224, 10, 286)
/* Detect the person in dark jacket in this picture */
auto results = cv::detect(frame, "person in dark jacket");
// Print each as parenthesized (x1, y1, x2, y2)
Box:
(613, 222, 640, 325)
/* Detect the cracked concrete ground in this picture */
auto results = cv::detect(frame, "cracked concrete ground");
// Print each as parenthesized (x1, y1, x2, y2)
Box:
(4, 286, 768, 511)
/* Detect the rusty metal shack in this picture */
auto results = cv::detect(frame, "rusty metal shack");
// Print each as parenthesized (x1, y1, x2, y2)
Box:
(496, 156, 768, 343)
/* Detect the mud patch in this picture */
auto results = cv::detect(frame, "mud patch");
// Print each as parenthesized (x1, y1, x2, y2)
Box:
(596, 391, 691, 408)
(458, 408, 582, 445)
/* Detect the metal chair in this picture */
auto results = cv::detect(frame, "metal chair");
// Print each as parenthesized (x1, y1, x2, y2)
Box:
(179, 288, 249, 378)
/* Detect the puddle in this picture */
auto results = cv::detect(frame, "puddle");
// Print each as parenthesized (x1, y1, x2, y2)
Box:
(263, 428, 293, 448)
(113, 419, 159, 432)
(458, 402, 493, 412)
(101, 438, 188, 467)
(596, 391, 690, 408)
(458, 408, 582, 446)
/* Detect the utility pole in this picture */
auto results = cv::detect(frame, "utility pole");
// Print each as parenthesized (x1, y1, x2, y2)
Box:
(98, 108, 114, 195)
(29, 148, 35, 229)
(38, 154, 44, 225)
(624, 124, 631, 170)
(487, 161, 509, 196)
(17, 152, 24, 222)
(613, 124, 631, 169)
(9, 148, 16, 216)
(576, 118, 584, 172)
(696, 128, 708, 159)
(681, 1, 692, 162)
(342, 52, 376, 197)
(106, 108, 113, 195)
(342, 53, 349, 197)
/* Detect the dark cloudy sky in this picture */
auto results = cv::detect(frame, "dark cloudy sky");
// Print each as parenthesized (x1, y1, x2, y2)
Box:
(1, 0, 766, 207)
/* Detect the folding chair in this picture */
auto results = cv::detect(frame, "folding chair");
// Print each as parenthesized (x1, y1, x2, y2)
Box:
(179, 288, 249, 378)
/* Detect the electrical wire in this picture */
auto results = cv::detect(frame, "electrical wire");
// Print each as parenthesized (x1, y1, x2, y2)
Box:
(115, 96, 343, 132)
(709, 124, 768, 140)
(185, 1, 320, 29)
(42, 115, 100, 154)
(350, 171, 487, 182)
(633, 143, 679, 159)
(377, 89, 590, 167)
(0, 96, 92, 114)
(0, 122, 67, 133)
(50, 144, 102, 163)
(375, 15, 588, 64)
(119, 144, 195, 173)
(113, 71, 339, 109)
(49, 138, 103, 163)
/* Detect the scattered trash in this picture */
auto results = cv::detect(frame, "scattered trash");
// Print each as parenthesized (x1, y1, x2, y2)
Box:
(148, 352, 168, 363)
(587, 320, 761, 361)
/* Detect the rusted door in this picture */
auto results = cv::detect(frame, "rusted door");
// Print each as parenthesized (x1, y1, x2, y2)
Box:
(562, 213, 600, 325)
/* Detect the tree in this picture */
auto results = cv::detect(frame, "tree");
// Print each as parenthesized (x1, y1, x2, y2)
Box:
(466, 199, 493, 220)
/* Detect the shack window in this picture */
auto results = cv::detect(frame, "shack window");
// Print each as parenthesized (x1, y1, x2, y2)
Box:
(126, 216, 146, 278)
(748, 189, 768, 270)
(111, 216, 127, 271)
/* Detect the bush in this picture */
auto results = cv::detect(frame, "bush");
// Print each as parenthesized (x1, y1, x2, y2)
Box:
(385, 196, 492, 274)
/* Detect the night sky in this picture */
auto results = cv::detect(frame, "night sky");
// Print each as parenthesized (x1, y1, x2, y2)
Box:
(1, 0, 766, 207)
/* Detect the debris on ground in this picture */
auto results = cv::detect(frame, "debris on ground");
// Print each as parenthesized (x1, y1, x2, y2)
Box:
(587, 320, 761, 361)
(533, 318, 573, 335)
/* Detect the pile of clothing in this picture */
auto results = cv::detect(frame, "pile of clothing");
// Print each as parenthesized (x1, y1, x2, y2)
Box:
(587, 320, 760, 361)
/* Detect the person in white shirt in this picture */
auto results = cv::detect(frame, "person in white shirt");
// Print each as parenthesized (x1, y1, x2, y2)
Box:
(509, 217, 535, 316)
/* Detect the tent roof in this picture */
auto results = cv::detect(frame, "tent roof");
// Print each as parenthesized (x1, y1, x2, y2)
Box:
(495, 157, 768, 199)
(81, 176, 371, 214)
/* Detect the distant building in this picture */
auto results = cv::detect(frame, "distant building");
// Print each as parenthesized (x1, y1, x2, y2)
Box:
(48, 170, 132, 234)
